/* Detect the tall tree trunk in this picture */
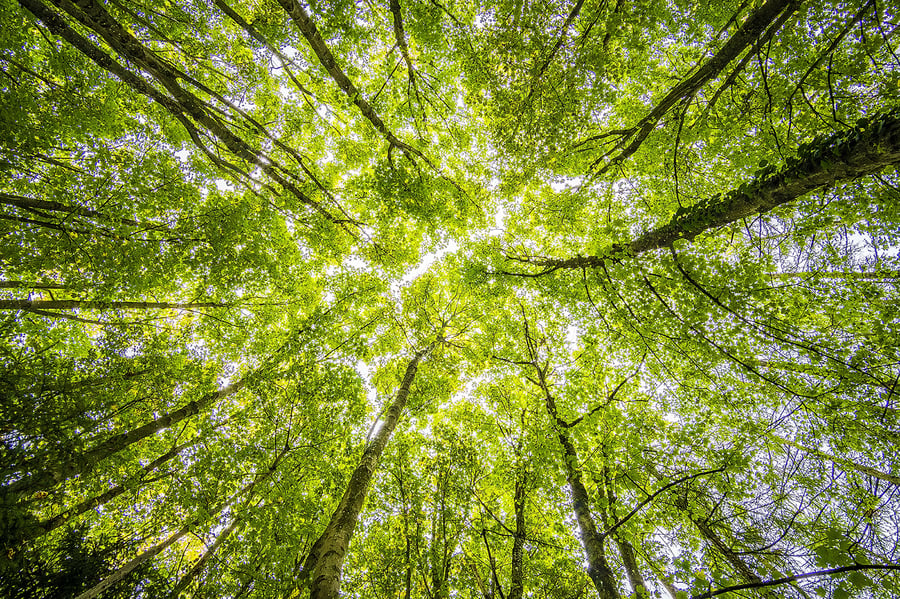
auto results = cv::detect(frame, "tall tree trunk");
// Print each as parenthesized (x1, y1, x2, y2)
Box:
(0, 191, 162, 228)
(767, 432, 900, 486)
(602, 468, 648, 598)
(3, 378, 245, 501)
(503, 109, 900, 276)
(0, 299, 225, 311)
(275, 0, 426, 163)
(585, 0, 801, 172)
(507, 467, 527, 599)
(300, 345, 432, 599)
(167, 515, 241, 597)
(14, 439, 192, 543)
(616, 539, 647, 598)
(535, 369, 620, 599)
(73, 450, 284, 599)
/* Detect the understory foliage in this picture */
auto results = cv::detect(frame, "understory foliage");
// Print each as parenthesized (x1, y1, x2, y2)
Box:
(1, 0, 899, 598)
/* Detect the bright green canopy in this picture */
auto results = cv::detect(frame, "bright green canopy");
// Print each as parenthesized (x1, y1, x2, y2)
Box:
(1, 0, 898, 598)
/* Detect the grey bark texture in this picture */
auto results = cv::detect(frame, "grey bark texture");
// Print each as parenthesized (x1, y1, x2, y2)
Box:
(300, 346, 432, 599)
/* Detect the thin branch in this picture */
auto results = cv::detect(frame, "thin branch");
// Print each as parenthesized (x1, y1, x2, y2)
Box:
(690, 564, 900, 599)
(601, 467, 726, 540)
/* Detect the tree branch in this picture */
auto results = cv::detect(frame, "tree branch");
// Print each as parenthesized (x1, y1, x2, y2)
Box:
(690, 564, 900, 599)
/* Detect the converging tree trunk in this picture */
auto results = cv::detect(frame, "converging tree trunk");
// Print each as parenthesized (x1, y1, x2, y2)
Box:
(504, 109, 900, 276)
(299, 345, 433, 599)
(530, 363, 620, 598)
(601, 470, 648, 598)
(13, 438, 193, 544)
(507, 466, 528, 599)
(0, 299, 226, 311)
(167, 515, 241, 597)
(3, 377, 246, 502)
(582, 0, 802, 172)
(73, 453, 282, 599)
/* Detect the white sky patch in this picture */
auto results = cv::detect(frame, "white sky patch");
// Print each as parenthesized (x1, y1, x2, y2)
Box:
(550, 176, 584, 192)
(564, 324, 580, 350)
(345, 256, 369, 270)
(355, 359, 378, 406)
(395, 240, 460, 288)
(215, 179, 234, 192)
(490, 203, 507, 236)
(357, 359, 382, 440)
(174, 148, 190, 163)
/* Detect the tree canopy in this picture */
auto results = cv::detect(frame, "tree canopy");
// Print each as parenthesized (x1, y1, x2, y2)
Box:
(2, 0, 899, 597)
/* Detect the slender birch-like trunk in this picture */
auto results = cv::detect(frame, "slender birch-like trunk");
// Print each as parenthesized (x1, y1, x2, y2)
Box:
(15, 439, 192, 543)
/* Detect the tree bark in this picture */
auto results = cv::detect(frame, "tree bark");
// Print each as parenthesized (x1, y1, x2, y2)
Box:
(300, 345, 432, 599)
(167, 515, 241, 597)
(275, 0, 428, 164)
(3, 378, 244, 501)
(767, 432, 900, 486)
(601, 464, 648, 598)
(73, 457, 279, 599)
(504, 108, 900, 276)
(507, 467, 527, 599)
(583, 0, 802, 172)
(13, 439, 192, 544)
(616, 538, 648, 598)
(0, 299, 225, 311)
(535, 369, 620, 599)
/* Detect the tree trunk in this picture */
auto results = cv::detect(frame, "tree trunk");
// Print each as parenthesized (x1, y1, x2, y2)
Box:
(586, 0, 801, 172)
(616, 537, 647, 597)
(3, 378, 245, 501)
(300, 346, 432, 599)
(73, 451, 283, 599)
(14, 439, 192, 543)
(507, 468, 527, 599)
(536, 372, 620, 599)
(602, 469, 648, 598)
(767, 432, 900, 486)
(504, 108, 900, 275)
(167, 515, 241, 597)
(0, 299, 225, 311)
(275, 0, 425, 162)
(0, 191, 161, 228)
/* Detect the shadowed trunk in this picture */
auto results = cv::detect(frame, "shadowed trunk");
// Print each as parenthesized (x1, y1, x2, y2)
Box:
(12, 439, 192, 544)
(508, 467, 527, 599)
(73, 454, 282, 599)
(535, 368, 620, 599)
(3, 379, 245, 501)
(0, 299, 224, 311)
